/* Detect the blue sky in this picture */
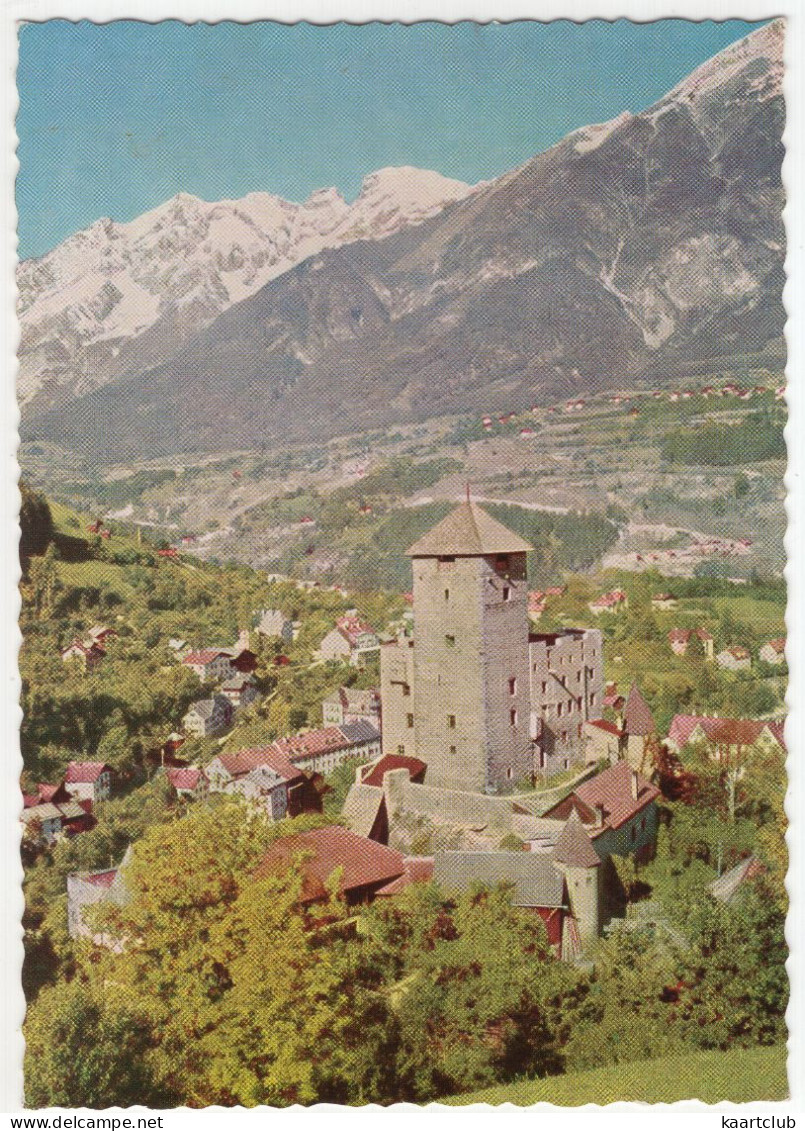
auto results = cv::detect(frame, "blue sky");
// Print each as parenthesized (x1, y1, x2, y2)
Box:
(17, 18, 766, 260)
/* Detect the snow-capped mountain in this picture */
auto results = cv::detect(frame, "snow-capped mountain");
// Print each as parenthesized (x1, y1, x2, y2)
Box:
(23, 21, 785, 463)
(17, 167, 475, 411)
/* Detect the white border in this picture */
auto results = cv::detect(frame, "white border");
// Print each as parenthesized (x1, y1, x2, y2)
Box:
(2, 2, 801, 1123)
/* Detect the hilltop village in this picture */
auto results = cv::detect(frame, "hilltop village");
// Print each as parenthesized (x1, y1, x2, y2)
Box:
(19, 486, 787, 1106)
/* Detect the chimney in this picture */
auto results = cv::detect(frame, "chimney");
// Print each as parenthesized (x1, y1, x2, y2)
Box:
(630, 769, 639, 800)
(594, 803, 605, 829)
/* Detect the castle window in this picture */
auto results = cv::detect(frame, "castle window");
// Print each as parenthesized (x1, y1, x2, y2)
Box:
(447, 714, 456, 729)
(563, 758, 570, 770)
(631, 824, 637, 843)
(503, 586, 511, 601)
(541, 681, 547, 694)
(510, 708, 518, 726)
(444, 588, 450, 601)
(590, 692, 597, 706)
(445, 634, 455, 647)
(508, 677, 517, 696)
(402, 684, 411, 697)
(562, 730, 568, 742)
(397, 745, 405, 756)
(557, 702, 563, 717)
(507, 767, 513, 780)
(641, 816, 646, 831)
(449, 745, 456, 755)
(407, 713, 414, 728)
(577, 671, 582, 683)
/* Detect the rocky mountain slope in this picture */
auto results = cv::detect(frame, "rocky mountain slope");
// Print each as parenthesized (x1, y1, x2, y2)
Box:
(23, 20, 785, 462)
(18, 167, 475, 413)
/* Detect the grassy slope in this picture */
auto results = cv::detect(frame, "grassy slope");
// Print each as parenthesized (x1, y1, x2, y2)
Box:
(442, 1045, 788, 1106)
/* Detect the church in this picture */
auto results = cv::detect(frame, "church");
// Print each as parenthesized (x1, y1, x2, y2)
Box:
(380, 499, 604, 790)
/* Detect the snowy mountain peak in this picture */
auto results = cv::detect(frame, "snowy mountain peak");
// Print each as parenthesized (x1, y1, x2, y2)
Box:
(18, 166, 476, 408)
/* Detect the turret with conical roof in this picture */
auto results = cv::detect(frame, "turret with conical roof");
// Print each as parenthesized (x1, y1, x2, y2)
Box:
(552, 810, 603, 945)
(623, 683, 656, 771)
(381, 498, 534, 793)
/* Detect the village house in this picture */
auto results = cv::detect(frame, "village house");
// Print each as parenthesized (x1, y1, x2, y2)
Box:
(67, 849, 131, 947)
(183, 695, 233, 738)
(181, 648, 235, 683)
(219, 674, 261, 710)
(255, 825, 407, 909)
(64, 761, 114, 804)
(544, 761, 660, 867)
(254, 608, 294, 643)
(651, 593, 678, 611)
(273, 719, 382, 776)
(61, 638, 105, 671)
(205, 747, 323, 819)
(87, 624, 117, 647)
(716, 645, 752, 672)
(588, 589, 628, 615)
(668, 627, 715, 659)
(21, 802, 65, 845)
(760, 638, 786, 665)
(666, 714, 785, 760)
(318, 613, 380, 665)
(163, 766, 208, 801)
(322, 686, 382, 729)
(584, 718, 624, 764)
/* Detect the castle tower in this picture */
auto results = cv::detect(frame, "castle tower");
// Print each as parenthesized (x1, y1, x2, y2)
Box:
(401, 500, 534, 792)
(552, 810, 602, 947)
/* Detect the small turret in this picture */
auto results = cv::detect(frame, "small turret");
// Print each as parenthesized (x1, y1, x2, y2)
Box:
(552, 810, 602, 946)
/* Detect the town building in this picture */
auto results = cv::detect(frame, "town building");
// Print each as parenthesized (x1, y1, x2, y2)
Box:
(205, 747, 323, 819)
(163, 766, 208, 800)
(272, 719, 382, 776)
(322, 686, 382, 729)
(64, 761, 114, 804)
(255, 609, 294, 643)
(182, 694, 233, 738)
(380, 501, 603, 787)
(651, 594, 678, 611)
(760, 638, 786, 665)
(219, 674, 261, 710)
(666, 714, 785, 760)
(255, 826, 407, 908)
(61, 638, 105, 671)
(588, 589, 628, 615)
(716, 646, 751, 671)
(668, 627, 714, 659)
(182, 649, 235, 682)
(318, 613, 380, 665)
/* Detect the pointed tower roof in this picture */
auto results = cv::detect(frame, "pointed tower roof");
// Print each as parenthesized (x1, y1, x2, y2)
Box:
(407, 501, 533, 557)
(552, 810, 601, 868)
(624, 683, 656, 737)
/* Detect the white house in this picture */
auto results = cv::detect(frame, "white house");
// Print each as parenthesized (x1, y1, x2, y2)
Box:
(182, 695, 233, 738)
(759, 638, 786, 665)
(181, 649, 235, 682)
(716, 646, 751, 672)
(63, 761, 113, 804)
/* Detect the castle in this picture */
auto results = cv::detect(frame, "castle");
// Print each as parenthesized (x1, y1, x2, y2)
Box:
(380, 500, 604, 789)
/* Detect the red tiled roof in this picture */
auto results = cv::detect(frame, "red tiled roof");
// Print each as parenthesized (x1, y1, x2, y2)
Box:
(64, 761, 110, 784)
(37, 783, 60, 802)
(765, 638, 786, 653)
(336, 615, 375, 646)
(218, 747, 302, 783)
(273, 726, 351, 762)
(573, 762, 660, 831)
(375, 856, 435, 896)
(166, 767, 203, 791)
(255, 826, 405, 902)
(587, 718, 623, 737)
(361, 754, 427, 788)
(664, 714, 786, 750)
(84, 869, 118, 888)
(183, 649, 228, 666)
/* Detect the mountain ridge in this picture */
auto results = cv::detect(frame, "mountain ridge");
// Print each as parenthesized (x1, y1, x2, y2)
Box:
(22, 20, 785, 463)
